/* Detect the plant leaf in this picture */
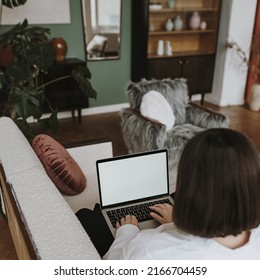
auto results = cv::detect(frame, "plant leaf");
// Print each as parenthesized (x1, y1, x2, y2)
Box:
(2, 0, 27, 9)
(71, 67, 97, 99)
(5, 61, 32, 82)
(0, 71, 6, 90)
(10, 87, 41, 119)
(38, 110, 59, 134)
(0, 20, 26, 47)
(28, 42, 55, 71)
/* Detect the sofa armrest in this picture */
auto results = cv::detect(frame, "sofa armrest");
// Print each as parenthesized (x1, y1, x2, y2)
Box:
(0, 165, 36, 259)
(185, 102, 229, 128)
(121, 108, 167, 153)
(0, 117, 102, 260)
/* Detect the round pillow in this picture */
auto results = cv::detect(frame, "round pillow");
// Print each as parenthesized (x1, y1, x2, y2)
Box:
(140, 90, 175, 131)
(32, 134, 86, 195)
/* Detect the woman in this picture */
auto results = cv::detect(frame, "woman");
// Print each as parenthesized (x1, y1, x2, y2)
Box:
(102, 128, 260, 259)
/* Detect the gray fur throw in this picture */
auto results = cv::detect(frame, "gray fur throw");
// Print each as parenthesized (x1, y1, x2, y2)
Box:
(185, 103, 229, 128)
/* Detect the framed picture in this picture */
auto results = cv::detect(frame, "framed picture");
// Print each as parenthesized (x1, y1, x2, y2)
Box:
(1, 0, 71, 25)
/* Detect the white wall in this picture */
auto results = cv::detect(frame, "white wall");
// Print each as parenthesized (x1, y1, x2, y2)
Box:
(206, 0, 257, 106)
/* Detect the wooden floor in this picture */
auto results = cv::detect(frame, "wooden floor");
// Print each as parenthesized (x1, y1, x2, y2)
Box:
(0, 102, 259, 259)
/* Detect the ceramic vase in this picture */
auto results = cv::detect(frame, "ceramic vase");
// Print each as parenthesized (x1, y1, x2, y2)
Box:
(189, 12, 201, 30)
(165, 41, 173, 56)
(0, 43, 14, 66)
(174, 15, 183, 31)
(168, 0, 175, 9)
(157, 40, 164, 56)
(249, 84, 260, 111)
(165, 19, 174, 31)
(200, 20, 207, 30)
(149, 22, 155, 32)
(51, 37, 67, 62)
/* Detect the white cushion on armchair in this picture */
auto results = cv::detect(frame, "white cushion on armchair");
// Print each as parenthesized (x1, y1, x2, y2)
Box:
(140, 90, 176, 131)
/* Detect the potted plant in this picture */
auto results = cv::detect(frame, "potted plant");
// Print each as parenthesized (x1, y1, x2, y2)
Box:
(0, 19, 97, 142)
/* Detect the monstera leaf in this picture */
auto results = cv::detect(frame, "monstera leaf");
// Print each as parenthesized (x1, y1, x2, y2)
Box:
(5, 61, 31, 82)
(71, 66, 97, 99)
(38, 111, 59, 135)
(2, 0, 27, 8)
(10, 87, 42, 119)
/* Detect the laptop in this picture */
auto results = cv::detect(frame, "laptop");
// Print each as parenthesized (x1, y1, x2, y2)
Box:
(96, 149, 174, 236)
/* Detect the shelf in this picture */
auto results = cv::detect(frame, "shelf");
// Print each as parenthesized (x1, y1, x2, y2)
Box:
(148, 50, 215, 59)
(149, 29, 216, 36)
(149, 7, 218, 13)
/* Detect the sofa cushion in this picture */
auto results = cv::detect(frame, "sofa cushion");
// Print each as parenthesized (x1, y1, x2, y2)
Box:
(140, 90, 175, 131)
(127, 78, 189, 125)
(32, 134, 86, 195)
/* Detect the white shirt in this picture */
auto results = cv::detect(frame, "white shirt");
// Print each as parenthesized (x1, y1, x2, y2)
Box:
(103, 223, 260, 260)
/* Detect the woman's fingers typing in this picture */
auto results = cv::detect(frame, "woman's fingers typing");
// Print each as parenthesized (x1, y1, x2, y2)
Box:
(116, 214, 139, 229)
(149, 203, 174, 224)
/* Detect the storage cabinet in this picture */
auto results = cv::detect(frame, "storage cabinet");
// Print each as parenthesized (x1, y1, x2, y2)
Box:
(147, 55, 215, 101)
(131, 0, 222, 103)
(42, 58, 89, 122)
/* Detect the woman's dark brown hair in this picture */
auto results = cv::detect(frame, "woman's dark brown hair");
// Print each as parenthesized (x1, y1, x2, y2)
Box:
(174, 128, 260, 238)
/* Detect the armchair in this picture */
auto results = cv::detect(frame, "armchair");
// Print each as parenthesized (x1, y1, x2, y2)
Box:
(121, 78, 229, 193)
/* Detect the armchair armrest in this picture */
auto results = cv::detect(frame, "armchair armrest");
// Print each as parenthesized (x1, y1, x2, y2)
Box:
(185, 102, 229, 129)
(120, 108, 167, 153)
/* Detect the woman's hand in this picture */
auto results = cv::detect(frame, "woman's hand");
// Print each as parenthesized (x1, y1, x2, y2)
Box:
(149, 203, 174, 224)
(116, 214, 139, 229)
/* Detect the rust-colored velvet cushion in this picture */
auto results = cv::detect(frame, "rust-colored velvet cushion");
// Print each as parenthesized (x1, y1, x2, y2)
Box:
(32, 134, 86, 195)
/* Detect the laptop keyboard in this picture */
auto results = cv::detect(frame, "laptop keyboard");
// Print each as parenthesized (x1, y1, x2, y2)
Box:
(106, 198, 173, 228)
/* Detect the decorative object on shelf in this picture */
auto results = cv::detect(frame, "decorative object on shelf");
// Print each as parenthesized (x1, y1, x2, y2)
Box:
(51, 37, 68, 62)
(0, 43, 14, 66)
(157, 40, 164, 56)
(149, 2, 162, 10)
(165, 18, 174, 31)
(165, 41, 173, 56)
(247, 34, 260, 111)
(249, 84, 260, 111)
(189, 11, 201, 30)
(149, 22, 155, 32)
(168, 0, 175, 9)
(174, 15, 183, 31)
(200, 20, 207, 30)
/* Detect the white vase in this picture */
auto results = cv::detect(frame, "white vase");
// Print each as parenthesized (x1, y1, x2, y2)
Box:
(165, 41, 173, 55)
(165, 19, 174, 31)
(174, 16, 183, 31)
(200, 20, 207, 30)
(168, 0, 175, 9)
(189, 12, 201, 30)
(249, 84, 260, 111)
(149, 22, 155, 32)
(157, 40, 164, 56)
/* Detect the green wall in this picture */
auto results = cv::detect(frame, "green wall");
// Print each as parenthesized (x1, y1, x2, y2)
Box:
(0, 0, 131, 108)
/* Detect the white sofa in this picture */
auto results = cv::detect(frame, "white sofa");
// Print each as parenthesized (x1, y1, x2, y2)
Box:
(0, 117, 113, 260)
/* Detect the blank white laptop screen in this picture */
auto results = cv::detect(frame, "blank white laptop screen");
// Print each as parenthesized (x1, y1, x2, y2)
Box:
(97, 150, 169, 207)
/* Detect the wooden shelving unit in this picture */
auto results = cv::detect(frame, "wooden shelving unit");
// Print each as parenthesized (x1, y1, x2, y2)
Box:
(131, 0, 222, 103)
(148, 0, 221, 58)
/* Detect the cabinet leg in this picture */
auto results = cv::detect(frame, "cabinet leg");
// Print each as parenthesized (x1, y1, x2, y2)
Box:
(78, 109, 82, 123)
(200, 93, 205, 106)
